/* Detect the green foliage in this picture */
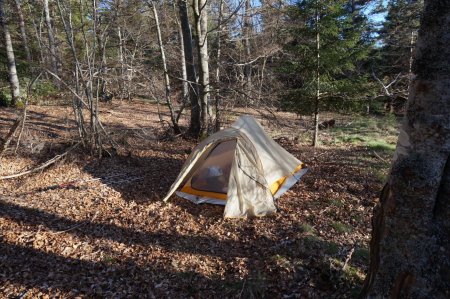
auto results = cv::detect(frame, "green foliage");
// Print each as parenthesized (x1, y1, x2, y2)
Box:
(378, 0, 424, 75)
(0, 90, 11, 107)
(325, 242, 340, 255)
(331, 221, 353, 234)
(326, 115, 399, 148)
(353, 247, 369, 263)
(280, 0, 376, 115)
(31, 80, 58, 97)
(366, 140, 396, 152)
(328, 198, 344, 207)
(299, 223, 316, 234)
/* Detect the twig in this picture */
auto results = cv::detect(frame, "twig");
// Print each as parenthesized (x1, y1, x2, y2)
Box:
(238, 279, 247, 299)
(17, 289, 30, 299)
(15, 72, 43, 154)
(0, 143, 80, 180)
(51, 211, 99, 235)
(342, 247, 355, 271)
(373, 151, 387, 163)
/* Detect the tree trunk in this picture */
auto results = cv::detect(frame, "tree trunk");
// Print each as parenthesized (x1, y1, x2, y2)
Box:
(117, 26, 125, 100)
(214, 0, 224, 132)
(14, 0, 32, 63)
(312, 7, 320, 147)
(0, 0, 21, 106)
(44, 0, 59, 76)
(27, 1, 46, 69)
(193, 0, 210, 137)
(173, 1, 188, 106)
(361, 1, 450, 297)
(151, 1, 181, 134)
(407, 30, 417, 96)
(243, 0, 252, 88)
(178, 0, 200, 136)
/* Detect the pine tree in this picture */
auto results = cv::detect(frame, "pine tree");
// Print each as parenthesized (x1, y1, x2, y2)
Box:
(281, 0, 374, 145)
(375, 0, 424, 99)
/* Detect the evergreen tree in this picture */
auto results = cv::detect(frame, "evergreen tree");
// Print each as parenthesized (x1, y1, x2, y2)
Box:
(375, 0, 423, 99)
(281, 0, 374, 144)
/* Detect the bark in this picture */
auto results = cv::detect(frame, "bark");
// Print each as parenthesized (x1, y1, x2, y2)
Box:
(14, 0, 32, 62)
(407, 30, 417, 96)
(0, 0, 21, 106)
(172, 1, 188, 105)
(27, 1, 46, 68)
(361, 1, 450, 297)
(178, 0, 200, 136)
(117, 26, 125, 100)
(56, 0, 86, 140)
(193, 0, 210, 137)
(312, 7, 320, 147)
(214, 0, 224, 132)
(243, 0, 252, 87)
(44, 0, 59, 76)
(151, 1, 181, 134)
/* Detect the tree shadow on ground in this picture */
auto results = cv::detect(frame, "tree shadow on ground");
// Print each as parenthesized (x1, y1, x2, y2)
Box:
(83, 154, 183, 203)
(0, 199, 359, 297)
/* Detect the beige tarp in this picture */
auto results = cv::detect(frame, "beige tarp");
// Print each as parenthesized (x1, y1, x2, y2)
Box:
(163, 115, 307, 218)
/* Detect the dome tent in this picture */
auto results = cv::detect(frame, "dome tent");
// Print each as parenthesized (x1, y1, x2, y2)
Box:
(163, 115, 307, 218)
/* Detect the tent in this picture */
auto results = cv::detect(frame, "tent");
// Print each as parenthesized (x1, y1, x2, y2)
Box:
(163, 115, 307, 218)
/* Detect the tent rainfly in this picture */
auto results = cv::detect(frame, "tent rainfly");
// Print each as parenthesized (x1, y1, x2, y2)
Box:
(163, 115, 308, 218)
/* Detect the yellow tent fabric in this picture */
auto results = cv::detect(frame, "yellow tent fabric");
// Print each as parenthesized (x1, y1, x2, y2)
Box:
(163, 115, 307, 218)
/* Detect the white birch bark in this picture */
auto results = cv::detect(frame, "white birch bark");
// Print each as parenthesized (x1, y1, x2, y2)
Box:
(14, 0, 31, 62)
(150, 0, 180, 133)
(312, 6, 320, 147)
(0, 0, 21, 106)
(44, 0, 58, 75)
(193, 0, 210, 137)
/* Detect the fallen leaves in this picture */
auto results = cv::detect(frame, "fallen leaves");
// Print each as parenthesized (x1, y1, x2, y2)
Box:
(0, 102, 389, 298)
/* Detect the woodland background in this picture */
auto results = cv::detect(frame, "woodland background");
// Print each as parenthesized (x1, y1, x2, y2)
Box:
(0, 0, 433, 298)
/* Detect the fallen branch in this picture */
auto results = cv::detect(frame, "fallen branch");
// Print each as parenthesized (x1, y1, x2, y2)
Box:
(342, 247, 355, 272)
(51, 211, 99, 235)
(0, 143, 80, 180)
(373, 151, 387, 163)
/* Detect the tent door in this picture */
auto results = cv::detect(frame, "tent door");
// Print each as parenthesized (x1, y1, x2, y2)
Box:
(181, 139, 236, 200)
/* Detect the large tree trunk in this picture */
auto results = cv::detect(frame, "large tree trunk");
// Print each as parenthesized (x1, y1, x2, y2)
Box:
(361, 1, 450, 297)
(178, 0, 200, 136)
(193, 0, 210, 137)
(0, 0, 21, 106)
(14, 0, 32, 63)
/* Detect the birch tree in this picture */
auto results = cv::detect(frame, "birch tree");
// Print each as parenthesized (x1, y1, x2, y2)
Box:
(178, 0, 200, 136)
(0, 0, 21, 106)
(14, 0, 32, 63)
(361, 0, 450, 296)
(192, 0, 210, 137)
(149, 0, 181, 133)
(44, 0, 59, 76)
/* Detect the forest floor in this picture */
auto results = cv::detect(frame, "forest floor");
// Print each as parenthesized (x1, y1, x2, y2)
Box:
(0, 101, 399, 298)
